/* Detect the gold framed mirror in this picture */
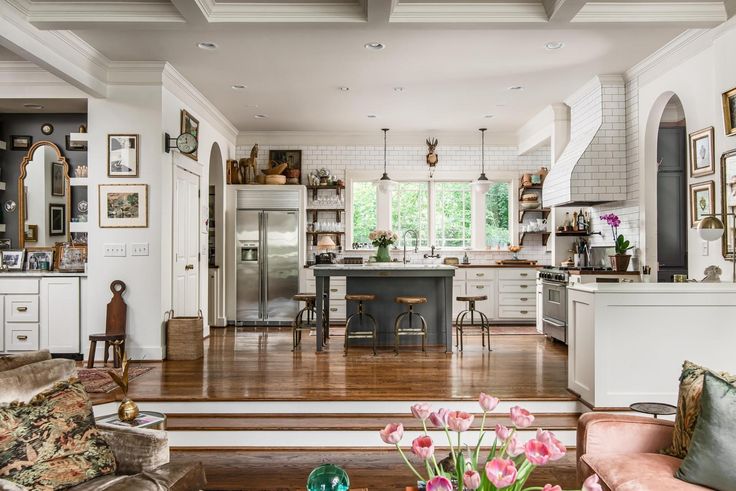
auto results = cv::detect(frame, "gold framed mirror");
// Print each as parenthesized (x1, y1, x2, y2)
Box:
(17, 141, 72, 249)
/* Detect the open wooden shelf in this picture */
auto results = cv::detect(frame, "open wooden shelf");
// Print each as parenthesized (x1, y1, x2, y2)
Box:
(307, 184, 344, 200)
(519, 184, 543, 193)
(518, 208, 550, 223)
(555, 231, 590, 237)
(520, 231, 550, 246)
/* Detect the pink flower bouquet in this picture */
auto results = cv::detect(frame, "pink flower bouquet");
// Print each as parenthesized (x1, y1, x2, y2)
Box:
(380, 395, 602, 491)
(368, 229, 398, 248)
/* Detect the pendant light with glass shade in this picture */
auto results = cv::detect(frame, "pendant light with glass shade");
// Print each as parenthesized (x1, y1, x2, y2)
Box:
(472, 128, 492, 193)
(376, 128, 397, 193)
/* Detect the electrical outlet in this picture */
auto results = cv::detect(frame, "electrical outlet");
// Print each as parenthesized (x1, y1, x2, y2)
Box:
(103, 243, 126, 257)
(131, 242, 149, 256)
(702, 241, 709, 256)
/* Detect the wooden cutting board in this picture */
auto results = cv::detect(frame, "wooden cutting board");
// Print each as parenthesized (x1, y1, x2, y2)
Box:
(106, 280, 127, 336)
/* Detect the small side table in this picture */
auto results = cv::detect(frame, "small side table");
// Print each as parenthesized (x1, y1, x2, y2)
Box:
(629, 402, 677, 419)
(96, 410, 167, 430)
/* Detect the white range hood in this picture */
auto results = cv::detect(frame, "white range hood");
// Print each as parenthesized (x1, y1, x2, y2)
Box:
(543, 75, 627, 207)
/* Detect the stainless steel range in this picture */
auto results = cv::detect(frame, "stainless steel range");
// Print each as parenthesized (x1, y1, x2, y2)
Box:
(539, 268, 569, 344)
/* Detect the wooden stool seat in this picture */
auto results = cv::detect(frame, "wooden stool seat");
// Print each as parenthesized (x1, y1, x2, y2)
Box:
(89, 333, 125, 342)
(345, 294, 376, 302)
(293, 293, 316, 302)
(395, 296, 428, 305)
(456, 295, 488, 302)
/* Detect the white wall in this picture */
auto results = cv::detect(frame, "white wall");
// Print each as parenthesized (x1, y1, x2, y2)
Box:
(637, 20, 736, 280)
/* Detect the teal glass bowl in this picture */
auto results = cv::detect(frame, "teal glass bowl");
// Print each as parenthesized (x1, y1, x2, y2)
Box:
(306, 464, 350, 491)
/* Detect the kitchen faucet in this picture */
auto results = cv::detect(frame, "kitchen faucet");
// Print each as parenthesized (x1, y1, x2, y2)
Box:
(403, 230, 419, 264)
(424, 245, 441, 259)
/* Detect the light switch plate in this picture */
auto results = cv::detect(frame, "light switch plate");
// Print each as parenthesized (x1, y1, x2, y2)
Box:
(131, 243, 149, 256)
(702, 241, 709, 256)
(103, 243, 126, 257)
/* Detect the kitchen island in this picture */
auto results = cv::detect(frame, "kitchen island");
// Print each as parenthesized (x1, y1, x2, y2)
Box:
(313, 264, 456, 352)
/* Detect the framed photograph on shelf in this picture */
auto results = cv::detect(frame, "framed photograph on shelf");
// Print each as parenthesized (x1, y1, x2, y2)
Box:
(65, 135, 87, 151)
(721, 150, 736, 258)
(689, 127, 715, 177)
(99, 183, 148, 228)
(690, 180, 715, 226)
(49, 204, 66, 236)
(51, 161, 65, 196)
(180, 110, 199, 161)
(723, 86, 736, 137)
(10, 135, 32, 151)
(108, 134, 139, 177)
(25, 247, 54, 271)
(24, 224, 38, 243)
(2, 250, 25, 271)
(56, 244, 86, 273)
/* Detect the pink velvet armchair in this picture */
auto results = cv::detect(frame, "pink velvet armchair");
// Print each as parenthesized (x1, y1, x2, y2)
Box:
(577, 413, 710, 490)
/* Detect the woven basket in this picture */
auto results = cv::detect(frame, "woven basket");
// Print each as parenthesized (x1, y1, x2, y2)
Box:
(165, 310, 204, 360)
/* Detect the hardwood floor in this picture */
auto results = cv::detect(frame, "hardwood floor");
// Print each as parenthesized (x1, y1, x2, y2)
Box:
(92, 327, 570, 403)
(170, 449, 578, 491)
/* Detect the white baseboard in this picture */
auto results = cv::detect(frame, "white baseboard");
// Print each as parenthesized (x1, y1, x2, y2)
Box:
(87, 345, 164, 362)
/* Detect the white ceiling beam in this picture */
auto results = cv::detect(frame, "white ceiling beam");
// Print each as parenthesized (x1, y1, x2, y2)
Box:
(10, 0, 186, 30)
(389, 1, 548, 23)
(725, 0, 736, 17)
(0, 2, 107, 97)
(195, 0, 367, 22)
(543, 0, 586, 23)
(170, 0, 211, 25)
(571, 2, 727, 26)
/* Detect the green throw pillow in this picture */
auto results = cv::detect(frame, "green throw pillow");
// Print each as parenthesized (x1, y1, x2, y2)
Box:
(676, 372, 736, 490)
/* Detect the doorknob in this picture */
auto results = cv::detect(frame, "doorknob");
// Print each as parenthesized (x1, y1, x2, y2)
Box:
(185, 264, 194, 270)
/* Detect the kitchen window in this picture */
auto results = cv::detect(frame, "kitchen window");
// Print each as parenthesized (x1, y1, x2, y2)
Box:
(349, 174, 513, 251)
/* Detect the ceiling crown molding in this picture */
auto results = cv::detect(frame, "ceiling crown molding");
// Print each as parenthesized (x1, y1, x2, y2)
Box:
(194, 0, 367, 22)
(624, 28, 710, 81)
(390, 2, 547, 23)
(11, 0, 185, 28)
(236, 130, 518, 146)
(572, 2, 727, 24)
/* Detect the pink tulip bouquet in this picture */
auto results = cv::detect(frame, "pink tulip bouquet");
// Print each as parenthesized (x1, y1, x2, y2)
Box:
(379, 394, 602, 491)
(368, 229, 398, 248)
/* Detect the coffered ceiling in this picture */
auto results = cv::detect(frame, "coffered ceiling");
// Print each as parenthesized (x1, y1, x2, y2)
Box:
(1, 0, 733, 133)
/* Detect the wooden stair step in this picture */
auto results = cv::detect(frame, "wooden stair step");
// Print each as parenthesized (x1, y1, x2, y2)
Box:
(165, 412, 581, 431)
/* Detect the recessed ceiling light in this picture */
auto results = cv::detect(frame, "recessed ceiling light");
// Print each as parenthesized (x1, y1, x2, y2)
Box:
(197, 42, 218, 50)
(254, 114, 268, 119)
(338, 86, 350, 92)
(484, 114, 495, 119)
(367, 114, 378, 118)
(393, 87, 405, 92)
(545, 41, 565, 50)
(231, 84, 247, 90)
(244, 104, 260, 108)
(496, 104, 506, 107)
(508, 86, 524, 91)
(364, 42, 386, 51)
(23, 103, 44, 109)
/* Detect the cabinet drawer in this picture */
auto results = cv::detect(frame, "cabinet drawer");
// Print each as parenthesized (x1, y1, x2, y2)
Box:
(0, 278, 39, 294)
(499, 293, 536, 306)
(466, 281, 493, 294)
(5, 295, 39, 323)
(498, 280, 534, 293)
(498, 306, 536, 319)
(465, 269, 497, 280)
(325, 301, 346, 321)
(5, 323, 39, 351)
(499, 269, 536, 281)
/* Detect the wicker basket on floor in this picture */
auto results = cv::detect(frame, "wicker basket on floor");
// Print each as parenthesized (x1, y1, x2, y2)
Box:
(165, 310, 204, 360)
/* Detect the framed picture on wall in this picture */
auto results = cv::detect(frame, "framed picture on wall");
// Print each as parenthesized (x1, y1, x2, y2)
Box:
(99, 183, 148, 228)
(269, 149, 302, 180)
(689, 127, 715, 177)
(690, 180, 715, 226)
(721, 149, 736, 258)
(0, 239, 11, 250)
(180, 109, 199, 161)
(723, 87, 736, 137)
(10, 136, 32, 151)
(51, 162, 65, 196)
(24, 224, 38, 243)
(107, 134, 139, 177)
(49, 204, 66, 236)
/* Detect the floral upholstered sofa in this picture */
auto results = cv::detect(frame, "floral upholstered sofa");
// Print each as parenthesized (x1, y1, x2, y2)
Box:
(0, 350, 206, 491)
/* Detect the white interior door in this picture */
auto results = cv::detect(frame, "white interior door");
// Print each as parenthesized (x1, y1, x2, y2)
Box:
(173, 166, 200, 317)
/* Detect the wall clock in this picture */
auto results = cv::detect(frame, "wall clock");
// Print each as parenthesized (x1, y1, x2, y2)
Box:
(164, 132, 198, 155)
(41, 123, 54, 135)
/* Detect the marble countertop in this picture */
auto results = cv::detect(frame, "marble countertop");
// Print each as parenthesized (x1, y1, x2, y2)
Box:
(0, 271, 87, 277)
(570, 282, 736, 293)
(312, 263, 456, 271)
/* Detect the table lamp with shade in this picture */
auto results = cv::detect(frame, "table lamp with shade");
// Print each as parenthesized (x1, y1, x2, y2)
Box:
(697, 207, 735, 282)
(316, 235, 337, 264)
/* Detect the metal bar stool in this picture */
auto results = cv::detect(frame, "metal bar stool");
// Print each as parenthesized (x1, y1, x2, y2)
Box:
(344, 294, 378, 356)
(455, 295, 491, 352)
(394, 296, 428, 354)
(292, 293, 318, 351)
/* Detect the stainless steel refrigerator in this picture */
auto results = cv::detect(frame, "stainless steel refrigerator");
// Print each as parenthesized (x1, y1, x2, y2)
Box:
(236, 209, 299, 325)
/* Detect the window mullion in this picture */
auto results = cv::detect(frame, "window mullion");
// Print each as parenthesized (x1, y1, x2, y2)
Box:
(428, 181, 436, 248)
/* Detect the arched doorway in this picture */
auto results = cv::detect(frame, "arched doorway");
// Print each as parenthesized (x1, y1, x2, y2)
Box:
(655, 95, 688, 281)
(207, 142, 226, 327)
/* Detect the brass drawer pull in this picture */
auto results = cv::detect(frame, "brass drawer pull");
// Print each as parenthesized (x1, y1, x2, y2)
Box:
(520, 284, 528, 288)
(16, 306, 28, 312)
(520, 298, 528, 301)
(330, 288, 339, 292)
(330, 307, 338, 312)
(475, 273, 484, 277)
(520, 273, 528, 277)
(520, 310, 529, 314)
(476, 285, 485, 290)
(17, 335, 28, 341)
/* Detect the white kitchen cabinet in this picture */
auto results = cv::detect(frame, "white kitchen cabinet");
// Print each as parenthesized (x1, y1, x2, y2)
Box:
(465, 280, 497, 319)
(0, 274, 84, 354)
(452, 280, 466, 319)
(457, 268, 537, 323)
(535, 281, 544, 333)
(302, 268, 347, 322)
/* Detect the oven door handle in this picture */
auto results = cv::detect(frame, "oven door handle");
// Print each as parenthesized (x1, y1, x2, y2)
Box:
(543, 317, 566, 327)
(542, 281, 566, 287)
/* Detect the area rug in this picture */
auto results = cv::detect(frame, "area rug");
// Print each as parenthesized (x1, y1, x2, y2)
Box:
(77, 366, 153, 393)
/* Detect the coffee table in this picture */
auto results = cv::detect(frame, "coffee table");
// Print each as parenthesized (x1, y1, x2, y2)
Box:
(629, 402, 677, 419)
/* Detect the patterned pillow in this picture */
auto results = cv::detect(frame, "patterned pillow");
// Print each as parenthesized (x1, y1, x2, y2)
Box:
(0, 378, 116, 490)
(662, 360, 736, 459)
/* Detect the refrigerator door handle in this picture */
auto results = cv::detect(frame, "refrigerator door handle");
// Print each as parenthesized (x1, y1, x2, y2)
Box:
(258, 212, 264, 320)
(262, 212, 269, 320)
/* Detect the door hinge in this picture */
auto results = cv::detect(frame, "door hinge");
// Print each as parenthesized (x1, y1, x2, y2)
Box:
(198, 252, 201, 262)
